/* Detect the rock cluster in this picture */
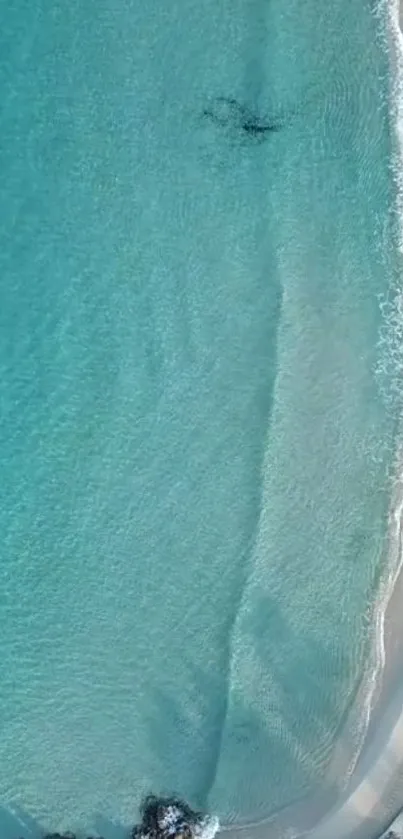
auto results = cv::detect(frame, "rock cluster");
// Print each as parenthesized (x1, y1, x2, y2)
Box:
(19, 796, 219, 839)
(131, 796, 219, 839)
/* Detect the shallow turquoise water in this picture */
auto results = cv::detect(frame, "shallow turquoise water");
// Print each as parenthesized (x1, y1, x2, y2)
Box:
(0, 0, 398, 834)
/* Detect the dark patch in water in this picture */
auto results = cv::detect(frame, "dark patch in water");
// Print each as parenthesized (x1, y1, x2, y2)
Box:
(43, 835, 101, 839)
(202, 96, 282, 142)
(14, 796, 218, 839)
(132, 795, 206, 839)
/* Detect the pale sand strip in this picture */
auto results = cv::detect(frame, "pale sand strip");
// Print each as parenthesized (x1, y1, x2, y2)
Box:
(220, 512, 403, 839)
(308, 594, 403, 839)
(381, 810, 403, 837)
(304, 457, 403, 839)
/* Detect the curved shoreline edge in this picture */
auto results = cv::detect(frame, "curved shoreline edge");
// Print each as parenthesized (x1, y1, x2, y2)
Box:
(306, 2, 403, 834)
(220, 477, 403, 836)
(220, 1, 403, 837)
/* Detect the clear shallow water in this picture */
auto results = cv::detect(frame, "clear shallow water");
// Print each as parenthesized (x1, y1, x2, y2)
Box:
(0, 0, 398, 834)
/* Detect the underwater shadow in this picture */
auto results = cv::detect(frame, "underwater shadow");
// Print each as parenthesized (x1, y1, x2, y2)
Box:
(204, 593, 375, 829)
(249, 594, 363, 763)
(146, 681, 215, 810)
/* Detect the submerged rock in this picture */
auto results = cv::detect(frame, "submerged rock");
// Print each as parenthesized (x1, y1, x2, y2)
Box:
(43, 835, 104, 839)
(16, 794, 219, 839)
(132, 795, 219, 839)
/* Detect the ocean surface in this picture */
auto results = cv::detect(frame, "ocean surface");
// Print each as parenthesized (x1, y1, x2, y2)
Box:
(0, 0, 400, 835)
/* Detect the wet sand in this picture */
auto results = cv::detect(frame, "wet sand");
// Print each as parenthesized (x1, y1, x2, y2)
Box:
(220, 476, 403, 839)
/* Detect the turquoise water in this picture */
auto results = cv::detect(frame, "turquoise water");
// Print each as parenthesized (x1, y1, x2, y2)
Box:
(0, 0, 398, 835)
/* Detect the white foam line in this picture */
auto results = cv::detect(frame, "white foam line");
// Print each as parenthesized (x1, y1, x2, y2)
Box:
(223, 457, 403, 839)
(308, 686, 403, 839)
(307, 0, 403, 831)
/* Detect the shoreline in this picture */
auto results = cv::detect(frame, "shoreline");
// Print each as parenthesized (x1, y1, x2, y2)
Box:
(219, 466, 403, 835)
(0, 0, 401, 837)
(221, 531, 403, 839)
(220, 421, 403, 839)
(221, 2, 403, 837)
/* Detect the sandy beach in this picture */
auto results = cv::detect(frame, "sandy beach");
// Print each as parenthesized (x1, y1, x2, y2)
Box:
(221, 469, 403, 839)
